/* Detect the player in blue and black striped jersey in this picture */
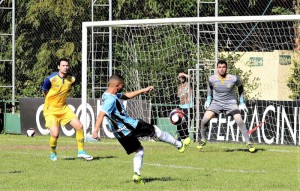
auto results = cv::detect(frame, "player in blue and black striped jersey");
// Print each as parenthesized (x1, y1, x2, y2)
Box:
(93, 74, 191, 184)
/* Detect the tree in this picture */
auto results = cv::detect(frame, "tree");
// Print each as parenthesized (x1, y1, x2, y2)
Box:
(287, 61, 300, 100)
(15, 0, 91, 98)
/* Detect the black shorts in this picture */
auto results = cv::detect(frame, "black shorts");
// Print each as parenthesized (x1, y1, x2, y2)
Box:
(118, 119, 155, 155)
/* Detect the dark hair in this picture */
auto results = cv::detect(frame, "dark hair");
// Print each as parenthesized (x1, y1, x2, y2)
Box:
(217, 60, 227, 67)
(57, 58, 69, 66)
(109, 74, 124, 82)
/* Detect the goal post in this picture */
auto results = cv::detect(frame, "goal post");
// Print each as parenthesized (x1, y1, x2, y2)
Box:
(82, 15, 300, 145)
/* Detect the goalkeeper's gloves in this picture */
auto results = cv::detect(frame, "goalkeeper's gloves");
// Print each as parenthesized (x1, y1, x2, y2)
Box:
(239, 99, 248, 113)
(204, 96, 212, 110)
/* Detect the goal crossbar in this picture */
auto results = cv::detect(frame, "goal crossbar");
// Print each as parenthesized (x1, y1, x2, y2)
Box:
(82, 15, 300, 28)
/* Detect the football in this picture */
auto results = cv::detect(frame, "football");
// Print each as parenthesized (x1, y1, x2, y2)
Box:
(169, 109, 186, 125)
(26, 128, 36, 137)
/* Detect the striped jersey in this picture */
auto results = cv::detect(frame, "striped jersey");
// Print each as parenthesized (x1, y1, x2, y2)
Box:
(100, 92, 138, 138)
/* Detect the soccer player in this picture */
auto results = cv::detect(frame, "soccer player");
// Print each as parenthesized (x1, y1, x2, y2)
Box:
(42, 58, 93, 161)
(92, 74, 191, 184)
(176, 72, 193, 141)
(197, 60, 256, 153)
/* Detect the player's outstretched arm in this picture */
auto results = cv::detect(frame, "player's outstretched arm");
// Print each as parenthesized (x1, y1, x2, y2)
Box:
(122, 86, 154, 99)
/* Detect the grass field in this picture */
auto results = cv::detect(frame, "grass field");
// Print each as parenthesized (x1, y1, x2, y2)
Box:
(0, 134, 299, 191)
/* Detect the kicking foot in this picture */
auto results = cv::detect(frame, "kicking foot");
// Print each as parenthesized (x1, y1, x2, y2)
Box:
(178, 137, 191, 153)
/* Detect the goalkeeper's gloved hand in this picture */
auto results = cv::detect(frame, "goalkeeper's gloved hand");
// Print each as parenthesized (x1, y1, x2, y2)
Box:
(204, 96, 212, 110)
(239, 100, 248, 113)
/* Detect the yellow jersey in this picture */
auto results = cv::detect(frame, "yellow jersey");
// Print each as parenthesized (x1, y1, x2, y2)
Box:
(42, 72, 75, 108)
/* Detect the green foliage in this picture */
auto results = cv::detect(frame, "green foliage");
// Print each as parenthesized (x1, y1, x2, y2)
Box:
(272, 6, 293, 15)
(13, 0, 91, 99)
(287, 60, 300, 100)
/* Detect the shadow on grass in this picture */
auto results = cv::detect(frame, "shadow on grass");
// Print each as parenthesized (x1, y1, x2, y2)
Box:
(144, 177, 175, 183)
(0, 170, 22, 174)
(125, 176, 175, 183)
(224, 148, 265, 153)
(63, 155, 117, 161)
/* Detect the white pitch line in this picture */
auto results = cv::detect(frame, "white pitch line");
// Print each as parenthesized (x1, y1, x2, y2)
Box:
(142, 162, 269, 174)
(4, 151, 299, 174)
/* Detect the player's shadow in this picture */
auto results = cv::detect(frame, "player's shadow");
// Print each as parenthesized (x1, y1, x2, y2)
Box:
(63, 155, 117, 161)
(125, 177, 175, 183)
(224, 148, 265, 153)
(144, 177, 175, 183)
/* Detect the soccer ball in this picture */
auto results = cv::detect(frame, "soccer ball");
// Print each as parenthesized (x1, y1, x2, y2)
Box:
(26, 128, 35, 137)
(169, 109, 186, 125)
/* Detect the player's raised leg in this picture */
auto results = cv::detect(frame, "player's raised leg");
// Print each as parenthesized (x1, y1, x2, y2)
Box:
(153, 125, 190, 153)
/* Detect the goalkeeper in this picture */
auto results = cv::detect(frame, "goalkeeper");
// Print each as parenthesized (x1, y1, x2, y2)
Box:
(197, 60, 256, 153)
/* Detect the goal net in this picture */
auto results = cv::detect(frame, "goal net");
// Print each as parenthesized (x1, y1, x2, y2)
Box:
(82, 15, 300, 146)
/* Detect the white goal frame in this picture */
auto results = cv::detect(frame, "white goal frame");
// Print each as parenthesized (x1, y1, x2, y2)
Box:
(81, 15, 300, 141)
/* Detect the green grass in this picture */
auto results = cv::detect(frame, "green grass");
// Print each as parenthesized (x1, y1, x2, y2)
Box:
(0, 134, 299, 191)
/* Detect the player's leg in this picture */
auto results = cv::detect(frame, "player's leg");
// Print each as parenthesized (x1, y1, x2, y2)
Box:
(232, 113, 256, 153)
(117, 136, 145, 184)
(69, 118, 93, 160)
(197, 110, 215, 149)
(49, 125, 59, 161)
(43, 109, 59, 161)
(153, 125, 190, 153)
(178, 108, 190, 140)
(133, 147, 145, 184)
(133, 119, 190, 153)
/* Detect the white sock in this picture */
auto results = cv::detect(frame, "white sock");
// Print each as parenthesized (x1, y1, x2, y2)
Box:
(154, 125, 182, 148)
(133, 148, 144, 175)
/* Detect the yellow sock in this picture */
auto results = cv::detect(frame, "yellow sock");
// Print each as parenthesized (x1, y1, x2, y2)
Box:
(76, 129, 84, 151)
(49, 136, 57, 154)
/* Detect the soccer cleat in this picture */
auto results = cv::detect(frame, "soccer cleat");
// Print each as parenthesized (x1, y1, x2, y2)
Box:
(78, 150, 93, 161)
(133, 173, 145, 184)
(50, 153, 57, 161)
(196, 140, 206, 149)
(178, 137, 191, 153)
(247, 143, 256, 153)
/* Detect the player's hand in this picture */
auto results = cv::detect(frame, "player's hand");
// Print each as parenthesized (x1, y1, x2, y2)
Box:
(144, 86, 154, 93)
(178, 72, 187, 78)
(239, 102, 248, 113)
(92, 129, 99, 140)
(204, 96, 212, 110)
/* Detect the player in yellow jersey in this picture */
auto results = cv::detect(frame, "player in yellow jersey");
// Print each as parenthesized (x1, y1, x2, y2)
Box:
(42, 58, 93, 161)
